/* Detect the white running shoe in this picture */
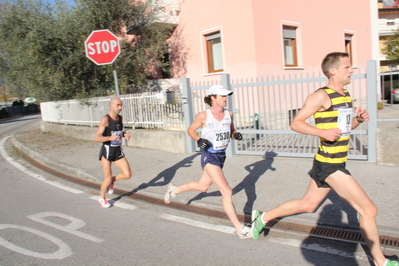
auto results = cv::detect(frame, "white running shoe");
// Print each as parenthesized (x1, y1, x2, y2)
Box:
(98, 198, 111, 208)
(108, 183, 114, 194)
(237, 224, 252, 239)
(164, 183, 176, 204)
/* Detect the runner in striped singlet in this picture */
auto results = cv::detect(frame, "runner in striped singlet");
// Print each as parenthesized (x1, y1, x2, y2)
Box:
(251, 52, 398, 266)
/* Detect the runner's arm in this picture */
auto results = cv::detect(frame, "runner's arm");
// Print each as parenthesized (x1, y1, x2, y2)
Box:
(229, 111, 242, 139)
(291, 90, 341, 141)
(94, 116, 119, 142)
(120, 115, 131, 141)
(187, 111, 206, 141)
(352, 103, 370, 129)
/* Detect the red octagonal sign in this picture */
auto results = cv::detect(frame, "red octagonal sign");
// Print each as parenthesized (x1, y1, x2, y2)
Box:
(85, 29, 121, 65)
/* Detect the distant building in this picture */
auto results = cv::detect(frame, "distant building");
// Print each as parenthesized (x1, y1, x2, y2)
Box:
(378, 0, 399, 72)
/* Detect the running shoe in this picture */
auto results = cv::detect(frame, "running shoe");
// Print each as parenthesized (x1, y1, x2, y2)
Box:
(164, 183, 176, 204)
(98, 198, 111, 208)
(384, 259, 399, 266)
(251, 210, 265, 240)
(237, 224, 252, 239)
(108, 182, 115, 194)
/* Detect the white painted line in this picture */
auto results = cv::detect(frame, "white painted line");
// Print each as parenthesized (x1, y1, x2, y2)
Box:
(266, 236, 369, 261)
(160, 213, 236, 235)
(160, 213, 369, 262)
(0, 136, 83, 194)
(28, 212, 104, 243)
(0, 224, 72, 259)
(90, 196, 137, 210)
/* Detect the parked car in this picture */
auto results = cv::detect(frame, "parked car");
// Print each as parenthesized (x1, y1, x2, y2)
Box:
(392, 87, 399, 103)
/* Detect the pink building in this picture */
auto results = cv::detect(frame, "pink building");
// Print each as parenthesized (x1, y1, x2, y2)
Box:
(167, 0, 375, 82)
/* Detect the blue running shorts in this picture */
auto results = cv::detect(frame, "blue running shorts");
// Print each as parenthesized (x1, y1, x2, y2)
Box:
(200, 149, 226, 169)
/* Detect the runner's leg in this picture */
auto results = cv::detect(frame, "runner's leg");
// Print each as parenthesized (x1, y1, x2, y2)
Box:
(114, 157, 132, 181)
(100, 157, 113, 198)
(262, 179, 330, 223)
(326, 171, 385, 266)
(174, 172, 213, 194)
(204, 163, 242, 232)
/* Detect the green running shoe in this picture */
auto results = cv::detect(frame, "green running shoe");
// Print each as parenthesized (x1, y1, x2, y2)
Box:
(251, 210, 265, 240)
(385, 259, 399, 266)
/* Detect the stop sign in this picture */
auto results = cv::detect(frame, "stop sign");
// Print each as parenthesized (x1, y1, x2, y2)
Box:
(84, 29, 121, 65)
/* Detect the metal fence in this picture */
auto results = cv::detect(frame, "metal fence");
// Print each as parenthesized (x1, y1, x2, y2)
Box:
(182, 60, 383, 161)
(40, 92, 185, 131)
(40, 60, 397, 161)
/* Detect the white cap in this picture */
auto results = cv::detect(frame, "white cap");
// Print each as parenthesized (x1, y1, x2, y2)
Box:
(207, 85, 233, 96)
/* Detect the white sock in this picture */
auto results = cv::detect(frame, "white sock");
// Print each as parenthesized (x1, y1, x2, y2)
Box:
(171, 188, 176, 197)
(261, 213, 266, 224)
(375, 259, 389, 266)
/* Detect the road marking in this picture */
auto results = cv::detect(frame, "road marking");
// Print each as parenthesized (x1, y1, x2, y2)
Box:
(160, 213, 236, 235)
(160, 213, 369, 262)
(89, 196, 137, 210)
(28, 212, 104, 243)
(0, 224, 72, 259)
(0, 136, 83, 194)
(265, 235, 369, 261)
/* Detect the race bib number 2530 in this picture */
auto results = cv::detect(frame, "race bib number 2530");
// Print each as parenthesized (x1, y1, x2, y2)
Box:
(212, 128, 230, 150)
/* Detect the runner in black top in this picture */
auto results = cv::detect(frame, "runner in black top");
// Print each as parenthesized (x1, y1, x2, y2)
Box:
(94, 97, 132, 208)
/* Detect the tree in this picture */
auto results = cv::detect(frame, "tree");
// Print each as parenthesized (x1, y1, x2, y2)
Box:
(382, 28, 399, 65)
(0, 0, 175, 102)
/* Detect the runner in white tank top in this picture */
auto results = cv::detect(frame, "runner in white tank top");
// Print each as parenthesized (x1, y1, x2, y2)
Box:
(200, 108, 231, 153)
(164, 84, 251, 239)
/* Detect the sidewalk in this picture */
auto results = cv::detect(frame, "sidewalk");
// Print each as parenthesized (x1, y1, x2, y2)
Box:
(11, 125, 399, 238)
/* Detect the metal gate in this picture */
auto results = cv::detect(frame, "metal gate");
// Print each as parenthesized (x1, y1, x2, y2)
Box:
(182, 60, 379, 161)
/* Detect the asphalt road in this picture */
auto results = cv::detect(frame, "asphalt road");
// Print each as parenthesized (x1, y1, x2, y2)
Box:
(0, 115, 395, 266)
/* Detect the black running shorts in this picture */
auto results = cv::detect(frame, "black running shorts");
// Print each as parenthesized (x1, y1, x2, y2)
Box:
(309, 158, 351, 188)
(98, 144, 125, 162)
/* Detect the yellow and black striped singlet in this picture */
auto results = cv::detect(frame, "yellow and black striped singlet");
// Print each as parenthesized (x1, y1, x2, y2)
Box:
(314, 87, 353, 164)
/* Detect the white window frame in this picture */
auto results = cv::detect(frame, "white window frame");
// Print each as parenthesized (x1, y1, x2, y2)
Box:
(281, 21, 303, 70)
(200, 27, 226, 76)
(343, 30, 357, 68)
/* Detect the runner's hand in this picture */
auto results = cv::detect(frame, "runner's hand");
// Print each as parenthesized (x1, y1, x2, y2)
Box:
(109, 135, 120, 141)
(233, 132, 243, 140)
(197, 138, 211, 149)
(322, 128, 342, 141)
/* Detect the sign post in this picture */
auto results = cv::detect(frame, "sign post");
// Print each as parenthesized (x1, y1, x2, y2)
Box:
(84, 29, 121, 96)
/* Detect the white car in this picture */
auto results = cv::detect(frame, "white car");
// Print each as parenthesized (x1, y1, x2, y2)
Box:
(392, 88, 399, 103)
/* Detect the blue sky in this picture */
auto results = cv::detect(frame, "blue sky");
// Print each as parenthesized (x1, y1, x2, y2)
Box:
(44, 0, 76, 6)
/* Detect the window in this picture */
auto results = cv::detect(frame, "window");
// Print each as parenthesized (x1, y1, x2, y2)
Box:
(283, 26, 298, 67)
(345, 34, 353, 63)
(205, 32, 224, 73)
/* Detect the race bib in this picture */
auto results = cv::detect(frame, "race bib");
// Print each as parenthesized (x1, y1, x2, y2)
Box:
(212, 128, 230, 150)
(110, 130, 123, 147)
(337, 108, 353, 137)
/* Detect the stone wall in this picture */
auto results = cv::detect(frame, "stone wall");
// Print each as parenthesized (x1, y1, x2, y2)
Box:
(40, 122, 187, 154)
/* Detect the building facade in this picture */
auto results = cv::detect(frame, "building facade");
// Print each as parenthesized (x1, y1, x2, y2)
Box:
(166, 0, 375, 83)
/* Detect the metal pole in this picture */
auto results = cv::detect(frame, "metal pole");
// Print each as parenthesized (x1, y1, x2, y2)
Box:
(366, 60, 377, 162)
(113, 62, 120, 97)
(181, 78, 196, 153)
(221, 74, 235, 156)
